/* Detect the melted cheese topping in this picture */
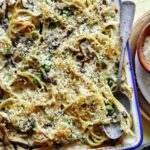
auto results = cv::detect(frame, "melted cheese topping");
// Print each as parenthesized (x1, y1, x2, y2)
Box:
(0, 0, 133, 149)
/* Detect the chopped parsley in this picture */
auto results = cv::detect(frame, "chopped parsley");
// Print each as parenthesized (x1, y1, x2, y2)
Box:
(2, 48, 12, 57)
(107, 77, 114, 87)
(43, 64, 51, 72)
(67, 118, 74, 125)
(24, 64, 30, 70)
(45, 0, 49, 4)
(106, 105, 115, 116)
(32, 78, 39, 86)
(110, 12, 115, 18)
(61, 10, 73, 17)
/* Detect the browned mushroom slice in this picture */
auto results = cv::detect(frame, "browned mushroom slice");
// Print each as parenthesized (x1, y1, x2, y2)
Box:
(11, 52, 22, 63)
(102, 0, 110, 5)
(66, 46, 79, 54)
(11, 76, 36, 90)
(0, 88, 10, 101)
(80, 40, 92, 56)
(79, 39, 94, 60)
(0, 0, 6, 17)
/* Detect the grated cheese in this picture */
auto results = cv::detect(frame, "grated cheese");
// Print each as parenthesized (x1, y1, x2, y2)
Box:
(143, 36, 150, 63)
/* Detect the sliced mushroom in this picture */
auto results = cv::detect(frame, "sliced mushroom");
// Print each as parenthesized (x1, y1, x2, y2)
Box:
(103, 22, 118, 30)
(0, 0, 6, 17)
(1, 18, 9, 29)
(41, 72, 51, 83)
(11, 76, 36, 90)
(79, 39, 94, 59)
(67, 46, 79, 54)
(102, 0, 110, 5)
(49, 41, 60, 52)
(5, 57, 16, 67)
(0, 88, 10, 100)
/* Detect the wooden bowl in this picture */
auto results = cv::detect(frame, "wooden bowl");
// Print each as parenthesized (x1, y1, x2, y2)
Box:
(137, 23, 150, 73)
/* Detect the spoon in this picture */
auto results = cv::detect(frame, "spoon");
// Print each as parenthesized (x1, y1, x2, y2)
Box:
(103, 1, 135, 140)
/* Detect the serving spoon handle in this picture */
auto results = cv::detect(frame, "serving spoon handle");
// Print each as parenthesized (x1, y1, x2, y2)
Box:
(116, 1, 135, 92)
(103, 1, 135, 140)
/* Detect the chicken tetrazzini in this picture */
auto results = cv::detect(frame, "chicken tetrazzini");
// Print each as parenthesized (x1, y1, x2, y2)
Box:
(0, 0, 133, 149)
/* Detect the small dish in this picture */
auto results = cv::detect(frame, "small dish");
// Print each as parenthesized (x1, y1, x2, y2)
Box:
(137, 23, 150, 73)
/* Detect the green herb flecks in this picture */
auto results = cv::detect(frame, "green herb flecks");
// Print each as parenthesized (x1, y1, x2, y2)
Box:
(67, 118, 74, 125)
(61, 10, 73, 17)
(48, 55, 53, 61)
(28, 5, 33, 11)
(43, 64, 51, 72)
(106, 105, 115, 116)
(107, 77, 114, 87)
(100, 60, 107, 69)
(45, 0, 49, 4)
(2, 48, 12, 58)
(62, 50, 69, 59)
(110, 12, 115, 18)
(24, 64, 30, 70)
(32, 78, 40, 86)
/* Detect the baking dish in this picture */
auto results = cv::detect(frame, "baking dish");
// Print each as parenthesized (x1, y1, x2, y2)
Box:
(96, 1, 143, 149)
(0, 0, 143, 149)
(65, 1, 143, 147)
(107, 1, 143, 149)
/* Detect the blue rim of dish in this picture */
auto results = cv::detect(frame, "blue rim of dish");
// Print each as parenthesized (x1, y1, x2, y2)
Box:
(119, 0, 143, 149)
(122, 43, 143, 150)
